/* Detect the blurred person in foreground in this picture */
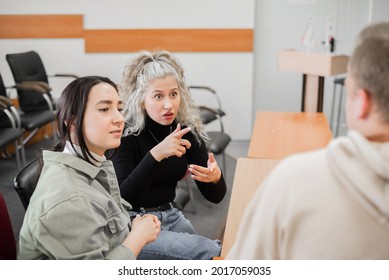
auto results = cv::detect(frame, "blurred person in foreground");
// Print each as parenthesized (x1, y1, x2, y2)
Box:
(227, 22, 389, 259)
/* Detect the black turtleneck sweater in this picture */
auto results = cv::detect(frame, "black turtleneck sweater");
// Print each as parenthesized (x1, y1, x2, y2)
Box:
(112, 117, 227, 210)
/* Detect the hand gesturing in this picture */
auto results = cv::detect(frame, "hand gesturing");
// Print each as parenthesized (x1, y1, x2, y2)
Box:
(188, 153, 222, 184)
(150, 123, 192, 162)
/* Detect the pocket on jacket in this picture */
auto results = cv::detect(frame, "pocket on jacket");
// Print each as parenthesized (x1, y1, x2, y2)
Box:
(107, 214, 128, 235)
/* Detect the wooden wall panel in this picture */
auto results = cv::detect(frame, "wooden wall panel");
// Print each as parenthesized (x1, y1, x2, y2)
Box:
(0, 15, 253, 52)
(84, 29, 253, 52)
(0, 15, 84, 38)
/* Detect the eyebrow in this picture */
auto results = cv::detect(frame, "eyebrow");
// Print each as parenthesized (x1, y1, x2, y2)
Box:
(152, 88, 179, 93)
(95, 100, 123, 105)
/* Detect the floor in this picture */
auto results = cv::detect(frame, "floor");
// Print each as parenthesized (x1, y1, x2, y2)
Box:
(225, 139, 250, 159)
(0, 137, 249, 242)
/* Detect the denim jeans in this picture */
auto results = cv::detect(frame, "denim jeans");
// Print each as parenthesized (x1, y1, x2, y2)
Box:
(129, 207, 221, 260)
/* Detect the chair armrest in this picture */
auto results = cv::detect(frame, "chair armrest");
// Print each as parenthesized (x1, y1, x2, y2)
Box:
(334, 77, 345, 85)
(199, 106, 226, 132)
(0, 96, 13, 107)
(13, 81, 52, 93)
(188, 85, 216, 94)
(50, 73, 79, 79)
(199, 105, 225, 118)
(0, 100, 7, 109)
(0, 96, 20, 128)
(199, 105, 220, 116)
(12, 81, 55, 112)
(188, 85, 222, 110)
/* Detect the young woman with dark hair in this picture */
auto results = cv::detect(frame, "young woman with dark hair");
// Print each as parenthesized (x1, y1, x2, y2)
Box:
(18, 76, 160, 260)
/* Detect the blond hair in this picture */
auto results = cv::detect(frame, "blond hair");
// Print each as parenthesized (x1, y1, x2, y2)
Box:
(120, 50, 207, 144)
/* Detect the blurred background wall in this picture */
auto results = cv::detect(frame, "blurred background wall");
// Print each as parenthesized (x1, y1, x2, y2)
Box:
(0, 0, 388, 140)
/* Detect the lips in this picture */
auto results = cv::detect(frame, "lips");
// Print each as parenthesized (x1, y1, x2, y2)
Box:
(110, 129, 123, 136)
(163, 112, 174, 117)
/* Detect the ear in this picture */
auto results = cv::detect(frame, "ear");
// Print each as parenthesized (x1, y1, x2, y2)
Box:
(66, 117, 77, 132)
(356, 89, 373, 119)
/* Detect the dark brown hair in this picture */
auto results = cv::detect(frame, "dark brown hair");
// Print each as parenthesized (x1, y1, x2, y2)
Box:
(51, 76, 118, 165)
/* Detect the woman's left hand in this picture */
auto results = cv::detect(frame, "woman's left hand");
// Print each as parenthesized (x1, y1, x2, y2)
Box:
(188, 153, 222, 184)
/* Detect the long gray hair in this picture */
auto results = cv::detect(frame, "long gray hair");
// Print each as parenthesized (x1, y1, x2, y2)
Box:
(120, 50, 208, 144)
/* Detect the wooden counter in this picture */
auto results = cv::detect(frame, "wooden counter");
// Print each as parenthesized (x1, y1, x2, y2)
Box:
(248, 111, 333, 159)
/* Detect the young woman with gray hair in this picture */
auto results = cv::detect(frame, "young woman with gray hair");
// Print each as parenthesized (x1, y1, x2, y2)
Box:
(112, 50, 226, 260)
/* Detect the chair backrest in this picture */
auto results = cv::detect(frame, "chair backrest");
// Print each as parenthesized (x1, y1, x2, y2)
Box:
(6, 51, 50, 112)
(14, 157, 41, 210)
(0, 73, 8, 98)
(188, 86, 226, 127)
(0, 192, 17, 260)
(0, 74, 13, 128)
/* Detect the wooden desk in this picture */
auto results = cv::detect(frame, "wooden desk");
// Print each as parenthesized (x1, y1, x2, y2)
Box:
(248, 111, 333, 159)
(221, 157, 280, 258)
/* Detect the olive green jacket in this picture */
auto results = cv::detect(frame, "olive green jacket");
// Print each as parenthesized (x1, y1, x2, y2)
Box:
(18, 150, 135, 260)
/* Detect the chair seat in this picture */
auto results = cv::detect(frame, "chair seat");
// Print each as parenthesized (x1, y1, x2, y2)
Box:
(0, 128, 22, 148)
(207, 131, 231, 155)
(19, 110, 54, 131)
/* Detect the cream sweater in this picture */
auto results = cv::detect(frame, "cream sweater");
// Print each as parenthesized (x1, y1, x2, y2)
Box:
(227, 131, 389, 259)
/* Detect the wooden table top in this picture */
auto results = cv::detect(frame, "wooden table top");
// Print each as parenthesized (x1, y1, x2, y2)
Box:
(247, 111, 333, 159)
(221, 111, 333, 258)
(221, 157, 280, 258)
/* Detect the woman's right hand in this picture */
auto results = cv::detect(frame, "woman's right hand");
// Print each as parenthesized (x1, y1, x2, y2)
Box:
(150, 123, 192, 162)
(122, 214, 161, 256)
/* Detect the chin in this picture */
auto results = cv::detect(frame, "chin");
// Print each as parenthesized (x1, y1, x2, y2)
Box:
(164, 118, 175, 125)
(110, 140, 121, 149)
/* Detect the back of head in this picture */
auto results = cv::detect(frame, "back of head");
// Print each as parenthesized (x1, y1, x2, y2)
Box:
(357, 22, 389, 44)
(349, 22, 389, 123)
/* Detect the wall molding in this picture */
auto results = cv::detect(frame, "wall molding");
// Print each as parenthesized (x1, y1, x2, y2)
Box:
(84, 29, 253, 52)
(0, 15, 253, 52)
(0, 15, 84, 38)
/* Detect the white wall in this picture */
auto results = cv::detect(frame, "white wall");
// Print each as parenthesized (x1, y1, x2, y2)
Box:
(2, 0, 388, 141)
(0, 0, 255, 140)
(252, 0, 387, 137)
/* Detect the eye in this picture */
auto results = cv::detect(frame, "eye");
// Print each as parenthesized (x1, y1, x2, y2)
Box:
(154, 94, 162, 100)
(171, 92, 178, 98)
(99, 107, 109, 112)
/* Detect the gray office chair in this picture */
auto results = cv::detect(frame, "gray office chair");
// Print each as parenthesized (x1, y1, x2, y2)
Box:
(330, 77, 346, 137)
(0, 79, 26, 169)
(14, 156, 41, 210)
(188, 85, 231, 172)
(6, 51, 78, 144)
(6, 50, 78, 112)
(175, 86, 231, 213)
(0, 73, 55, 148)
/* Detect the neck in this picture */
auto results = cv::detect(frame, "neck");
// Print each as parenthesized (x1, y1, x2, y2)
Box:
(145, 115, 175, 133)
(355, 121, 389, 143)
(63, 141, 106, 166)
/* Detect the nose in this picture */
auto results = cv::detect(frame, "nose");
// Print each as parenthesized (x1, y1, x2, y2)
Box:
(114, 109, 125, 124)
(163, 98, 173, 110)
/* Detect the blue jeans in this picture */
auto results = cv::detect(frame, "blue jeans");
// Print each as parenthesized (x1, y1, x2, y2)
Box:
(129, 207, 221, 260)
